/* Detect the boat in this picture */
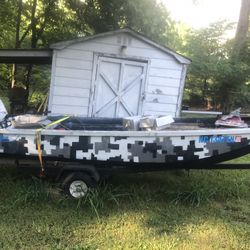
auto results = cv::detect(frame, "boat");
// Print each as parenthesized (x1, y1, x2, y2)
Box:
(1, 115, 250, 168)
(1, 104, 250, 197)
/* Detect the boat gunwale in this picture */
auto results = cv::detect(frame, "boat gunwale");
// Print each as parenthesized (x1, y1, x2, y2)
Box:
(1, 128, 250, 137)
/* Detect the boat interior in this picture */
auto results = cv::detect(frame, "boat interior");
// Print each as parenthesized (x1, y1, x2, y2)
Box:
(1, 114, 250, 131)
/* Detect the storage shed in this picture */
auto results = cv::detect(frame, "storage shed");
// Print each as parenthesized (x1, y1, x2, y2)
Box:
(48, 29, 190, 118)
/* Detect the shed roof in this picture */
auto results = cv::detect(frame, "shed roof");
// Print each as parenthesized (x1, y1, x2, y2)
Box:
(50, 28, 191, 64)
(0, 49, 52, 64)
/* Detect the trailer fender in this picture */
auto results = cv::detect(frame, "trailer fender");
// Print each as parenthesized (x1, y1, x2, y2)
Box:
(56, 164, 100, 183)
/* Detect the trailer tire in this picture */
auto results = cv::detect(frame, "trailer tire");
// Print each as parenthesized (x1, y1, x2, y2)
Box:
(62, 172, 96, 198)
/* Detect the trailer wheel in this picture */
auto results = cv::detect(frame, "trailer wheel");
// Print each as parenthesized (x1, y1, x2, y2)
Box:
(62, 172, 95, 198)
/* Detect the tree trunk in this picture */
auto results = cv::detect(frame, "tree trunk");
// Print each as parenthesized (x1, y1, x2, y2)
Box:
(24, 0, 53, 109)
(11, 0, 22, 89)
(10, 0, 23, 114)
(233, 0, 250, 56)
(23, 0, 37, 109)
(202, 78, 208, 107)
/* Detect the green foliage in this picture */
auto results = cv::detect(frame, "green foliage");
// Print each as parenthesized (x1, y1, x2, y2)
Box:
(184, 21, 250, 112)
(0, 0, 179, 49)
(0, 0, 16, 48)
(66, 0, 179, 48)
(27, 65, 51, 110)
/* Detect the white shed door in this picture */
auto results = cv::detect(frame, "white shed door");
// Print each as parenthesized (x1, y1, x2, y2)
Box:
(92, 56, 147, 117)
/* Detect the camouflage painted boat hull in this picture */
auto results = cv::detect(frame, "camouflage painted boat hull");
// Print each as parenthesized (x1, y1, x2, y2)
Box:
(1, 128, 250, 167)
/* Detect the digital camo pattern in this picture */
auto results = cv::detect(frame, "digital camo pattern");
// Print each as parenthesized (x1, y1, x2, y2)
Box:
(0, 132, 250, 163)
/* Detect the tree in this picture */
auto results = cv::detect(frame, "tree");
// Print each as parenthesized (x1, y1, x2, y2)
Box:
(180, 0, 250, 112)
(219, 0, 250, 112)
(11, 0, 23, 90)
(0, 1, 16, 48)
(66, 0, 179, 48)
(183, 19, 250, 112)
(233, 0, 250, 56)
(184, 21, 234, 108)
(0, 1, 18, 104)
(0, 0, 80, 112)
(0, 0, 180, 113)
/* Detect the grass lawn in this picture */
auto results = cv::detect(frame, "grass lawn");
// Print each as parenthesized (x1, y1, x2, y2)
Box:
(0, 156, 250, 250)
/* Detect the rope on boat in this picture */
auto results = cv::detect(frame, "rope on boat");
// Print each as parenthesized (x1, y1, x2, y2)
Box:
(35, 115, 70, 177)
(36, 130, 44, 177)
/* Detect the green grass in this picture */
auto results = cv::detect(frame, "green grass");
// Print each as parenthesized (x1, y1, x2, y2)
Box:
(0, 156, 250, 249)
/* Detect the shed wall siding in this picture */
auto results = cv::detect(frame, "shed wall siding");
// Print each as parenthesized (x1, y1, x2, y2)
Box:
(49, 33, 185, 117)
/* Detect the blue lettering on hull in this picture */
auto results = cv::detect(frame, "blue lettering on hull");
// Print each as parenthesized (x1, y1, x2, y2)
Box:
(199, 135, 242, 144)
